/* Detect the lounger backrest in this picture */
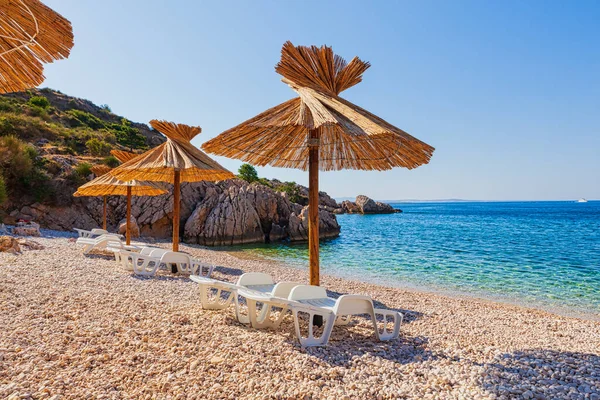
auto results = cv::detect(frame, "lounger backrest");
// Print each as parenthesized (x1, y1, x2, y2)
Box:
(91, 229, 109, 235)
(160, 251, 191, 264)
(288, 285, 328, 301)
(334, 295, 374, 315)
(148, 248, 169, 257)
(271, 282, 300, 298)
(96, 234, 121, 241)
(139, 247, 155, 256)
(236, 272, 273, 287)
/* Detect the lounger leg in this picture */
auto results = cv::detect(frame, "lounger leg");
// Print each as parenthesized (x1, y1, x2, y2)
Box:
(248, 302, 289, 329)
(372, 309, 403, 341)
(200, 285, 234, 310)
(292, 309, 334, 347)
(234, 295, 250, 324)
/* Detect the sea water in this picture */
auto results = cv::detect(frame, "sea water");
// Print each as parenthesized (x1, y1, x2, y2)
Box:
(228, 201, 600, 318)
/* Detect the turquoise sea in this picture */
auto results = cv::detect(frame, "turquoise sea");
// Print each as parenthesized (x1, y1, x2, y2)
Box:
(229, 201, 600, 318)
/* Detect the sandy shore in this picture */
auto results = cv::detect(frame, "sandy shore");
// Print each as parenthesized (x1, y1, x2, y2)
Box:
(1, 233, 599, 399)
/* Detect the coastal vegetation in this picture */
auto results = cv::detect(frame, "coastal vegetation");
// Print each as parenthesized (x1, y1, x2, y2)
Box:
(237, 163, 303, 204)
(0, 88, 164, 208)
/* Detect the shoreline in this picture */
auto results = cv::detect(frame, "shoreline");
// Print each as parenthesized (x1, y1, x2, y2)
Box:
(1, 233, 599, 398)
(212, 241, 600, 323)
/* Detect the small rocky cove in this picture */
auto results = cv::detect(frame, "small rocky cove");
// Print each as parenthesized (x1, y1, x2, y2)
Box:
(4, 177, 399, 246)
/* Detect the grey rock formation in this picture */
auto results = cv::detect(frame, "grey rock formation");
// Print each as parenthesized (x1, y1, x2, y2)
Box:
(5, 178, 341, 246)
(341, 195, 399, 214)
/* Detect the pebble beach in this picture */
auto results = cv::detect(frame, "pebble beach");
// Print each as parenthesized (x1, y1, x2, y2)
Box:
(1, 232, 599, 399)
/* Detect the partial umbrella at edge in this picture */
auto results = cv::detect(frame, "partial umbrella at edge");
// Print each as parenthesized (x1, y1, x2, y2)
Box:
(109, 120, 234, 252)
(202, 41, 435, 286)
(0, 0, 74, 93)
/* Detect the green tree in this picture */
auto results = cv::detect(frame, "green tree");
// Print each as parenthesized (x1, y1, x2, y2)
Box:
(238, 163, 259, 183)
(113, 119, 146, 151)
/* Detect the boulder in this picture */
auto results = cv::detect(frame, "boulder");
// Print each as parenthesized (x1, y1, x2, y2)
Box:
(119, 216, 140, 238)
(341, 200, 360, 214)
(288, 205, 341, 241)
(342, 195, 398, 214)
(0, 236, 20, 253)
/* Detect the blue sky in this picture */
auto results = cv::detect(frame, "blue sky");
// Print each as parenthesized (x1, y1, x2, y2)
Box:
(42, 0, 599, 200)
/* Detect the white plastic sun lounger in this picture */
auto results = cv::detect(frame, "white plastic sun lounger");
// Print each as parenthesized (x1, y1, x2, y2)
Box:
(76, 234, 129, 254)
(190, 272, 298, 327)
(117, 249, 213, 277)
(191, 274, 402, 347)
(73, 228, 110, 238)
(286, 285, 403, 347)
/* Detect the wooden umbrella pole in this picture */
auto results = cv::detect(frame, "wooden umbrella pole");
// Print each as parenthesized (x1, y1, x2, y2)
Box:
(102, 196, 107, 230)
(126, 186, 131, 246)
(308, 129, 320, 286)
(173, 170, 181, 253)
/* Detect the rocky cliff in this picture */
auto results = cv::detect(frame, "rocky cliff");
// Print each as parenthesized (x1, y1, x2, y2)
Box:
(6, 178, 342, 245)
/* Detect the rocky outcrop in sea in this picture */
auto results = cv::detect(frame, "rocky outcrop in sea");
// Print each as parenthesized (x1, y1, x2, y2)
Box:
(338, 195, 400, 214)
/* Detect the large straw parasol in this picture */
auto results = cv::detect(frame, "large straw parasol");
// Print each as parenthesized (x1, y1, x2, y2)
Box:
(202, 41, 435, 286)
(74, 151, 167, 245)
(0, 0, 74, 93)
(109, 120, 235, 252)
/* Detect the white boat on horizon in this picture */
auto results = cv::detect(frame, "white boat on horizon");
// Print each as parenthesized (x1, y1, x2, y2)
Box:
(577, 198, 588, 203)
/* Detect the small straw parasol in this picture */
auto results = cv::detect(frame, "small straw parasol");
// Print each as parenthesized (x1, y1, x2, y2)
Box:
(202, 41, 435, 286)
(109, 120, 234, 252)
(74, 151, 167, 245)
(0, 0, 74, 93)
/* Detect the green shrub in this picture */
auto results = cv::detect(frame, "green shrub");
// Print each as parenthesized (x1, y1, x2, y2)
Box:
(100, 104, 112, 113)
(256, 177, 272, 187)
(27, 96, 50, 109)
(66, 109, 105, 129)
(0, 135, 34, 182)
(74, 162, 92, 178)
(0, 175, 7, 206)
(110, 119, 146, 150)
(103, 155, 120, 168)
(0, 98, 19, 113)
(103, 132, 116, 144)
(238, 163, 259, 183)
(279, 181, 303, 204)
(86, 137, 111, 156)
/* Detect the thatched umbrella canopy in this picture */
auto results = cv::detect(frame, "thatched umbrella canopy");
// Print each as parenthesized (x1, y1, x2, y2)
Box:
(0, 0, 74, 93)
(202, 41, 435, 286)
(109, 120, 234, 252)
(74, 151, 167, 244)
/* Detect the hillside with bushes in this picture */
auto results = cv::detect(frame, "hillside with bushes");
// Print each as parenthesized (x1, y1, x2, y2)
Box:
(0, 88, 165, 212)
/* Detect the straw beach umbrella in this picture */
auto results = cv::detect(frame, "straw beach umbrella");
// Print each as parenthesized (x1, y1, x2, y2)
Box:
(202, 41, 435, 286)
(74, 175, 167, 245)
(74, 151, 167, 245)
(109, 120, 234, 252)
(0, 0, 74, 93)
